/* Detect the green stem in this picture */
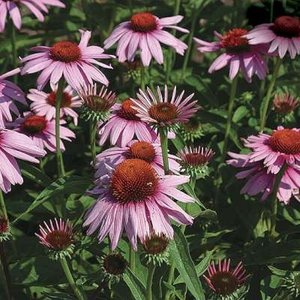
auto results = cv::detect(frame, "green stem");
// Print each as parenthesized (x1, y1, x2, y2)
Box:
(146, 263, 156, 300)
(165, 0, 181, 84)
(174, 0, 181, 16)
(269, 164, 288, 237)
(141, 67, 146, 90)
(89, 119, 97, 164)
(60, 258, 86, 300)
(270, 0, 275, 22)
(159, 128, 170, 174)
(164, 264, 175, 300)
(221, 76, 238, 161)
(260, 58, 281, 132)
(181, 10, 198, 80)
(55, 80, 66, 178)
(129, 247, 135, 272)
(10, 22, 17, 84)
(0, 243, 12, 300)
(0, 191, 8, 220)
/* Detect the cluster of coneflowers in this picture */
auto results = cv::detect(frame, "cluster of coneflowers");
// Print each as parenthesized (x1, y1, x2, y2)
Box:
(0, 0, 300, 299)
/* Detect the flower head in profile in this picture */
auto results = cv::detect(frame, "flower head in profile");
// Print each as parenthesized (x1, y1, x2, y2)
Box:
(0, 68, 27, 127)
(142, 233, 170, 266)
(194, 28, 268, 82)
(282, 271, 300, 298)
(273, 93, 299, 115)
(178, 118, 204, 143)
(104, 12, 188, 66)
(0, 217, 11, 241)
(132, 86, 199, 130)
(13, 112, 75, 152)
(244, 127, 300, 174)
(28, 85, 81, 126)
(79, 84, 116, 122)
(35, 218, 74, 259)
(204, 259, 249, 299)
(84, 158, 194, 250)
(100, 252, 128, 283)
(98, 99, 157, 147)
(21, 30, 114, 90)
(246, 16, 300, 58)
(0, 0, 65, 32)
(0, 129, 46, 193)
(179, 146, 214, 178)
(227, 151, 300, 204)
(95, 140, 180, 175)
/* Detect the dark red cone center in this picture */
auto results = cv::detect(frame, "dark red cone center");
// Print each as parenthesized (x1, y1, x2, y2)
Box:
(269, 129, 300, 154)
(128, 141, 156, 163)
(130, 12, 157, 32)
(50, 41, 81, 63)
(148, 103, 178, 123)
(47, 91, 72, 107)
(272, 16, 300, 38)
(111, 159, 158, 203)
(221, 28, 250, 54)
(117, 99, 140, 120)
(22, 115, 47, 134)
(210, 272, 240, 296)
(45, 230, 73, 250)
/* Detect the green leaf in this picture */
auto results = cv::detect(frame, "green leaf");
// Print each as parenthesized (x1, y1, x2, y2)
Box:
(169, 227, 205, 300)
(174, 251, 212, 285)
(232, 106, 249, 123)
(182, 183, 206, 209)
(123, 269, 146, 300)
(20, 161, 52, 187)
(13, 175, 91, 224)
(163, 281, 185, 300)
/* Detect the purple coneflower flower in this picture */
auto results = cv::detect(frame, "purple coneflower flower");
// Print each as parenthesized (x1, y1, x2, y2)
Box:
(84, 158, 194, 250)
(78, 84, 116, 122)
(194, 28, 268, 82)
(273, 93, 299, 115)
(36, 218, 73, 250)
(36, 218, 74, 259)
(179, 146, 214, 177)
(246, 16, 300, 58)
(28, 85, 81, 125)
(0, 0, 65, 32)
(227, 152, 300, 204)
(132, 86, 199, 129)
(0, 129, 46, 193)
(203, 259, 249, 298)
(0, 68, 27, 128)
(13, 112, 75, 152)
(95, 140, 180, 175)
(104, 12, 188, 66)
(99, 99, 157, 147)
(243, 127, 300, 174)
(21, 30, 113, 90)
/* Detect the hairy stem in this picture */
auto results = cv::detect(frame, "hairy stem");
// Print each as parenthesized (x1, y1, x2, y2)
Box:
(55, 80, 66, 178)
(146, 263, 156, 300)
(60, 258, 86, 300)
(10, 23, 17, 84)
(0, 191, 8, 220)
(260, 58, 281, 131)
(0, 242, 12, 300)
(129, 247, 136, 273)
(221, 75, 238, 161)
(269, 164, 288, 237)
(159, 128, 170, 174)
(164, 264, 175, 300)
(90, 119, 98, 164)
(181, 10, 198, 80)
